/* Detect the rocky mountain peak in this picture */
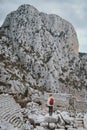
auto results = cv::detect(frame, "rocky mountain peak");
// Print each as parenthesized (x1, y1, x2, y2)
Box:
(1, 4, 79, 55)
(0, 4, 87, 94)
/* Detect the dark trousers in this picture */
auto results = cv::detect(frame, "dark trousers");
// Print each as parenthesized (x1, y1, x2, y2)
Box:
(48, 106, 53, 116)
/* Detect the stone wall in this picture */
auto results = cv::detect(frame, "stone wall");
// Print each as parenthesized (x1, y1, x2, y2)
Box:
(75, 100, 87, 113)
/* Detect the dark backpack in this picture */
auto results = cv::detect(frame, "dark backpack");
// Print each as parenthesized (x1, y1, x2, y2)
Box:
(49, 98, 54, 105)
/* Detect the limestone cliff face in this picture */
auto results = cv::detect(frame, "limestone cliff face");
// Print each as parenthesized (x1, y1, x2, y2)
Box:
(0, 4, 87, 94)
(1, 5, 79, 55)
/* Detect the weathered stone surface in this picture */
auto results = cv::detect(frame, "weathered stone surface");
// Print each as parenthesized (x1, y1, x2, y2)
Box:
(0, 94, 24, 128)
(55, 129, 65, 130)
(0, 4, 80, 93)
(0, 5, 87, 101)
(49, 122, 56, 129)
(0, 94, 87, 130)
(61, 111, 74, 125)
(0, 4, 87, 130)
(34, 126, 46, 130)
(83, 113, 87, 128)
(45, 114, 58, 123)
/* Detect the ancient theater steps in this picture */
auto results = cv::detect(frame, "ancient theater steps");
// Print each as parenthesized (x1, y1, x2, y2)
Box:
(0, 94, 23, 128)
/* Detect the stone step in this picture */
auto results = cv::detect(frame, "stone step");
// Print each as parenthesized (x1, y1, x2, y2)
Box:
(0, 94, 23, 128)
(12, 118, 22, 128)
(0, 108, 21, 119)
(74, 119, 84, 128)
(3, 114, 11, 121)
(5, 111, 21, 122)
(7, 115, 17, 123)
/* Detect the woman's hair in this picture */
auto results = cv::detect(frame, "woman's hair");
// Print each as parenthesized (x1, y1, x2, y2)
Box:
(49, 93, 53, 97)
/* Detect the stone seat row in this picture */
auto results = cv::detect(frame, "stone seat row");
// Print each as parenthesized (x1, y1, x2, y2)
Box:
(0, 108, 22, 118)
(0, 94, 23, 128)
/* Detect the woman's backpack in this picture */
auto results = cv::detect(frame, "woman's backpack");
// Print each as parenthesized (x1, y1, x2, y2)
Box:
(49, 98, 54, 105)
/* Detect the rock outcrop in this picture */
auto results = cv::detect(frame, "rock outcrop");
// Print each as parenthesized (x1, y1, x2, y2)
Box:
(0, 4, 80, 93)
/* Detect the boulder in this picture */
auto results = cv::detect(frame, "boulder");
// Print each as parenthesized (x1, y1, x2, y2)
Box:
(61, 111, 74, 125)
(45, 114, 58, 123)
(83, 113, 87, 128)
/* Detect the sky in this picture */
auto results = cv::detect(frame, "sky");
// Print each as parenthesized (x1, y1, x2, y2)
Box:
(0, 0, 87, 53)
